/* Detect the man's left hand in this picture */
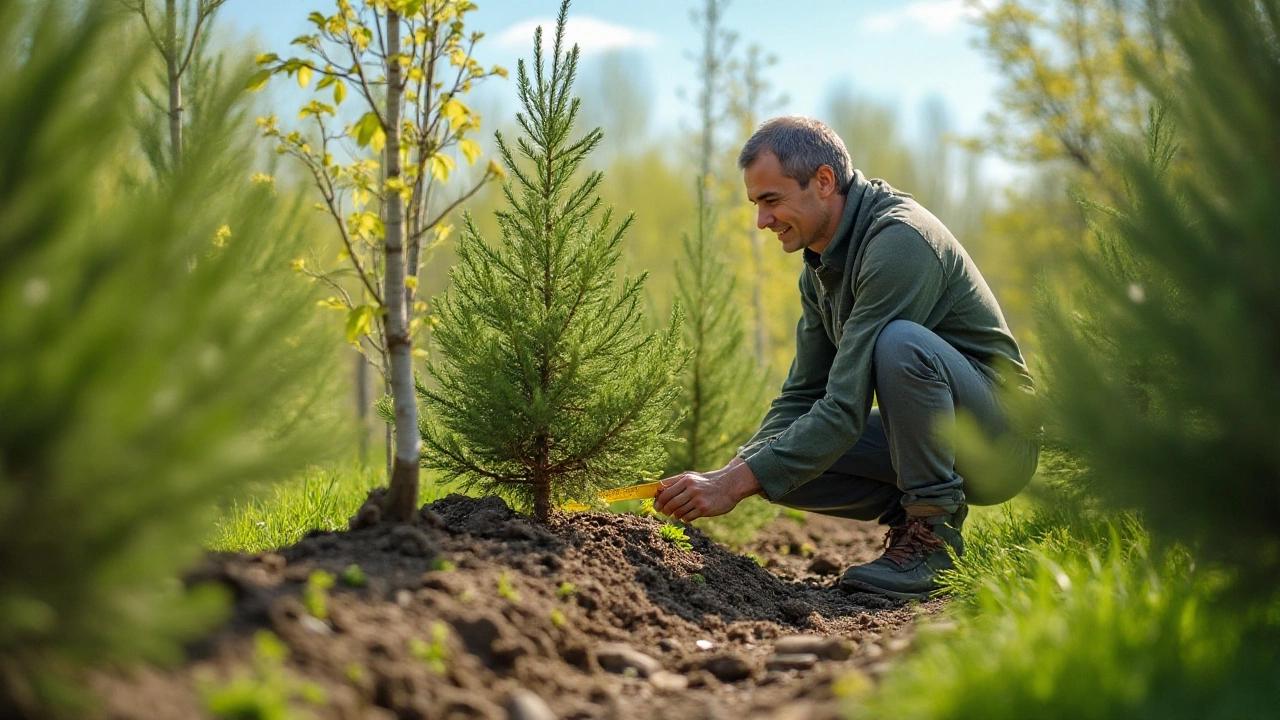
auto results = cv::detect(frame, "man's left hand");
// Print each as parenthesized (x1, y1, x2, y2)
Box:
(654, 460, 762, 522)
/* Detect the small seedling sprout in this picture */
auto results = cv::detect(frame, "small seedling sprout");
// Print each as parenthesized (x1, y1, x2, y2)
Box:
(341, 564, 367, 588)
(660, 523, 693, 552)
(549, 608, 567, 628)
(497, 571, 520, 602)
(557, 581, 577, 600)
(304, 570, 335, 619)
(410, 622, 451, 674)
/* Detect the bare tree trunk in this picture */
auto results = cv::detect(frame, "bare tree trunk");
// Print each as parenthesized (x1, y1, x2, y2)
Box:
(165, 0, 182, 169)
(354, 349, 371, 461)
(533, 477, 551, 521)
(381, 10, 421, 522)
(383, 366, 392, 477)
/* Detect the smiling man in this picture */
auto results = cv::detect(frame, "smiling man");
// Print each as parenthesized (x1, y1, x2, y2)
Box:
(654, 115, 1040, 600)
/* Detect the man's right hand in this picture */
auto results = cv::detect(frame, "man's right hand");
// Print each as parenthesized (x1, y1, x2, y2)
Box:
(653, 456, 761, 522)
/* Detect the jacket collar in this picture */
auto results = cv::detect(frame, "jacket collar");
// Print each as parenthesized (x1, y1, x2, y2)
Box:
(802, 169, 872, 290)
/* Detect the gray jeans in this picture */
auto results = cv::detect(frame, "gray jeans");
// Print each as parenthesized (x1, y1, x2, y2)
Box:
(772, 320, 1039, 527)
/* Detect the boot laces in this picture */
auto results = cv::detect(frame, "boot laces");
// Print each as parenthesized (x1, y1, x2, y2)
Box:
(882, 517, 945, 567)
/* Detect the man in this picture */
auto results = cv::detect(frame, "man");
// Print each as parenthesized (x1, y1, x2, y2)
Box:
(654, 116, 1039, 600)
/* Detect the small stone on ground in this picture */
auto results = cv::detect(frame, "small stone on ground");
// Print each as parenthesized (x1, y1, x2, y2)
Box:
(765, 653, 819, 672)
(507, 689, 555, 720)
(597, 643, 662, 678)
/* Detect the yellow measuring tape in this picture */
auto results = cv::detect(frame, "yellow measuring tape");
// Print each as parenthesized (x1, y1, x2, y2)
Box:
(560, 480, 663, 512)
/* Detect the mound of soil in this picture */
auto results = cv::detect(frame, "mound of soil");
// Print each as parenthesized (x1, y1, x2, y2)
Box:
(93, 494, 940, 720)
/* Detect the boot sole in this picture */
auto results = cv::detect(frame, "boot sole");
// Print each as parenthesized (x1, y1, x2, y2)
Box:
(838, 577, 938, 602)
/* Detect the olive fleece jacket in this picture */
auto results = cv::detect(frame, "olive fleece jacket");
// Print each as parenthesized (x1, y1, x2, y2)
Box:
(739, 170, 1033, 501)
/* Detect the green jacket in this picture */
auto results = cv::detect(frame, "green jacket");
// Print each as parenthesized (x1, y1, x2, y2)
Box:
(740, 171, 1033, 501)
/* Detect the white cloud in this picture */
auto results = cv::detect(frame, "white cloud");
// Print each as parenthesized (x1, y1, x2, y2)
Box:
(863, 0, 985, 35)
(495, 16, 659, 55)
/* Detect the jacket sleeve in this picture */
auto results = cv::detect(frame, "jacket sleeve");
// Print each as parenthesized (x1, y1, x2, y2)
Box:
(743, 225, 947, 500)
(737, 270, 837, 460)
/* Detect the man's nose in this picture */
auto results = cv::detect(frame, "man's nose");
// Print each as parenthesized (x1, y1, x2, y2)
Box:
(756, 208, 772, 230)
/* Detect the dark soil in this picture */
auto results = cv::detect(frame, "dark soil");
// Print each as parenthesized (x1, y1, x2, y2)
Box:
(93, 494, 940, 720)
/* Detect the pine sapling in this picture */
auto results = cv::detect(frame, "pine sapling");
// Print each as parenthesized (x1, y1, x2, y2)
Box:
(417, 0, 685, 521)
(666, 180, 769, 475)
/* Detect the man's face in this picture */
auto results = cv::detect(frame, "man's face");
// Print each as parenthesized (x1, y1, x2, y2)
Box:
(743, 151, 833, 254)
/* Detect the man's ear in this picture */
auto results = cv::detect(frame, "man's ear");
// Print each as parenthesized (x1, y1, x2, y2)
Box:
(815, 165, 838, 198)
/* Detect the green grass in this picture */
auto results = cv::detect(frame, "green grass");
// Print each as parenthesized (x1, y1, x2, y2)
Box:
(845, 448, 1280, 719)
(208, 463, 462, 553)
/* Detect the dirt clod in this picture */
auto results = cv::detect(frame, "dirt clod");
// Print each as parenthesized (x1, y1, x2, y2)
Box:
(349, 489, 387, 530)
(697, 653, 753, 683)
(390, 524, 437, 558)
(808, 555, 844, 575)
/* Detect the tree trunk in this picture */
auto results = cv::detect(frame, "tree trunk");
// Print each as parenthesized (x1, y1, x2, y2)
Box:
(533, 480, 552, 522)
(380, 10, 421, 522)
(165, 0, 182, 170)
(354, 349, 371, 461)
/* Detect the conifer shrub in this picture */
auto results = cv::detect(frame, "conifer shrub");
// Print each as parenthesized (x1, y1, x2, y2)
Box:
(665, 183, 769, 476)
(665, 182, 776, 546)
(1035, 0, 1280, 590)
(416, 0, 685, 521)
(856, 1, 1280, 717)
(0, 2, 333, 714)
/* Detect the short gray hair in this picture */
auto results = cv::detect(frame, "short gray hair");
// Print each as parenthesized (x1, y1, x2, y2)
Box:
(737, 115, 854, 193)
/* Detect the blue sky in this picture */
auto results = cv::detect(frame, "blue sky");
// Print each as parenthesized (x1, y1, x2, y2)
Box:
(220, 0, 1003, 167)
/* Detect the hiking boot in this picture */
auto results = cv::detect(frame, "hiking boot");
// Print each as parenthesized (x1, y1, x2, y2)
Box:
(837, 513, 964, 601)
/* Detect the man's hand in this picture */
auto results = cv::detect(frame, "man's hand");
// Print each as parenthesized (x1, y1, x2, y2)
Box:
(654, 457, 763, 522)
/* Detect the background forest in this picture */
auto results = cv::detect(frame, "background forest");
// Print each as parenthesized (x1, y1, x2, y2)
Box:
(2, 0, 1277, 717)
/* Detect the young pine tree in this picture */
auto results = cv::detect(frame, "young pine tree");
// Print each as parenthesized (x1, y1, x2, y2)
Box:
(665, 182, 768, 476)
(1039, 0, 1280, 593)
(665, 0, 768, 479)
(418, 0, 685, 521)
